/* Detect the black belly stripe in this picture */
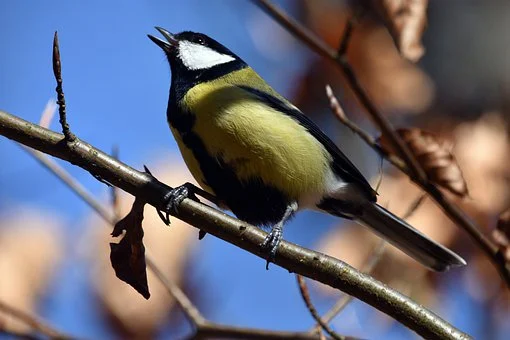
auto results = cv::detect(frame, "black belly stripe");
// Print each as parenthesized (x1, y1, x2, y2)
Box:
(168, 105, 290, 226)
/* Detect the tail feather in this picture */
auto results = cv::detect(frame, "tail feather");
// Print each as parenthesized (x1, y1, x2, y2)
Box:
(356, 203, 466, 271)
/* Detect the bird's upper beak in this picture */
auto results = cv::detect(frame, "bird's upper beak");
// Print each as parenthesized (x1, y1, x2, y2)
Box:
(148, 27, 178, 51)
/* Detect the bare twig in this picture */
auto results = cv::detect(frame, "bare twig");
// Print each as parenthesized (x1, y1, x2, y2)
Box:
(0, 109, 471, 340)
(20, 142, 207, 326)
(194, 324, 329, 340)
(39, 99, 57, 129)
(402, 193, 427, 220)
(325, 84, 407, 171)
(52, 32, 75, 142)
(297, 275, 345, 340)
(317, 240, 386, 328)
(0, 300, 72, 339)
(20, 145, 114, 221)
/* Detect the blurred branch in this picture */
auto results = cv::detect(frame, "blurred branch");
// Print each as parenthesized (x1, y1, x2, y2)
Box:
(402, 193, 427, 220)
(325, 85, 407, 171)
(0, 300, 72, 339)
(0, 110, 471, 340)
(308, 240, 386, 335)
(296, 275, 345, 340)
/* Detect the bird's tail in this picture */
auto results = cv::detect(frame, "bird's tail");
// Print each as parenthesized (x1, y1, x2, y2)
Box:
(355, 203, 466, 271)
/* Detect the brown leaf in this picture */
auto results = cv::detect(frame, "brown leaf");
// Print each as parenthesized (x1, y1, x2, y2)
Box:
(110, 198, 150, 299)
(379, 128, 469, 197)
(374, 0, 428, 62)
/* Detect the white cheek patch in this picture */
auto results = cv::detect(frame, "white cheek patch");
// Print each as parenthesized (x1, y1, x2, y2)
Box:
(178, 41, 236, 70)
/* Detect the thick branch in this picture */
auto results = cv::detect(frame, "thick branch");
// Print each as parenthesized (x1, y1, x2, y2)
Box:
(0, 110, 470, 340)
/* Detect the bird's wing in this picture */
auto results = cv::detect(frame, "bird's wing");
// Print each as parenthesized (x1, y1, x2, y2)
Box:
(238, 85, 375, 199)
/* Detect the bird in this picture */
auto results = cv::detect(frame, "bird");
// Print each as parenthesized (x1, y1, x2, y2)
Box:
(148, 27, 466, 271)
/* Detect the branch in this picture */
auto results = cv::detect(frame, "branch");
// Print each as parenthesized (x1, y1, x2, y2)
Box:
(318, 241, 386, 327)
(0, 110, 471, 340)
(296, 275, 345, 340)
(0, 300, 72, 339)
(52, 32, 75, 142)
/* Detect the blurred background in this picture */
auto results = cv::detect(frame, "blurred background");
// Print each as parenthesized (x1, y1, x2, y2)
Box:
(1, 0, 509, 339)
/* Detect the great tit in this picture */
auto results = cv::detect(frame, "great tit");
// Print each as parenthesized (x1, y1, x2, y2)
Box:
(148, 27, 466, 271)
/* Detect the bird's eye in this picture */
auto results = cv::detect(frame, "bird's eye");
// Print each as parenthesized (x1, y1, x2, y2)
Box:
(195, 37, 205, 45)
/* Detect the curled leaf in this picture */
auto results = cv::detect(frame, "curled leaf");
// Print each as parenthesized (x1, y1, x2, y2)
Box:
(379, 128, 469, 197)
(374, 0, 428, 62)
(110, 197, 150, 299)
(492, 209, 510, 262)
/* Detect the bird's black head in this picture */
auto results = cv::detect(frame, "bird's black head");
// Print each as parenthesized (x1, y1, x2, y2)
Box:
(148, 27, 246, 84)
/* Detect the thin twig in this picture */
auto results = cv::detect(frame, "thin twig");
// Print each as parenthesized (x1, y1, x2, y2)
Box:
(52, 32, 75, 142)
(402, 193, 427, 220)
(21, 145, 115, 222)
(20, 143, 207, 326)
(0, 110, 471, 340)
(318, 241, 386, 327)
(325, 84, 407, 171)
(0, 300, 72, 339)
(39, 99, 57, 129)
(194, 324, 331, 340)
(297, 275, 345, 340)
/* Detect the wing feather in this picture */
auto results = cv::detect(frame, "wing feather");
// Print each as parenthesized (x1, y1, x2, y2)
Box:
(238, 85, 376, 200)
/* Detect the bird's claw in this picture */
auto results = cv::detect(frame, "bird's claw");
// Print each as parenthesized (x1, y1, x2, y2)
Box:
(261, 224, 283, 270)
(159, 185, 191, 226)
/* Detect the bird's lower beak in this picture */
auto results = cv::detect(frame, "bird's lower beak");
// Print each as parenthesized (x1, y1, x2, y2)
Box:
(148, 27, 178, 50)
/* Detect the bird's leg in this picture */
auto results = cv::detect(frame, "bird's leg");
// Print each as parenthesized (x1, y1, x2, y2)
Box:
(261, 202, 298, 269)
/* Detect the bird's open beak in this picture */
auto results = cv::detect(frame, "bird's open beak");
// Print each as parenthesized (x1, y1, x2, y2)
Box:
(148, 27, 178, 50)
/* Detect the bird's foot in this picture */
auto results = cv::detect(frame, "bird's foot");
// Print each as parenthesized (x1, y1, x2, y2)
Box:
(261, 223, 283, 270)
(159, 184, 199, 226)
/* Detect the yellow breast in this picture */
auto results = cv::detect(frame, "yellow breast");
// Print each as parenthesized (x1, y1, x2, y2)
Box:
(176, 68, 332, 200)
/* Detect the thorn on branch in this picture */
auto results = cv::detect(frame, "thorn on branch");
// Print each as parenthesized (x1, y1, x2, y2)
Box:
(53, 31, 75, 142)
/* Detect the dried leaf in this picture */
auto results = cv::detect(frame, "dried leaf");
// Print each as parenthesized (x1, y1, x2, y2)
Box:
(374, 0, 428, 62)
(110, 198, 150, 299)
(379, 128, 469, 197)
